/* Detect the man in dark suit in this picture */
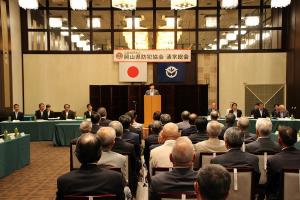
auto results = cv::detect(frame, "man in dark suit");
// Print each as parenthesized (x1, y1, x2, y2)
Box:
(145, 83, 159, 96)
(207, 102, 219, 116)
(181, 113, 198, 136)
(246, 118, 281, 154)
(84, 104, 95, 119)
(267, 126, 300, 200)
(56, 133, 124, 200)
(194, 164, 231, 200)
(91, 113, 101, 134)
(219, 113, 236, 140)
(250, 103, 260, 116)
(229, 102, 242, 118)
(189, 117, 208, 144)
(271, 104, 280, 118)
(98, 107, 111, 126)
(60, 104, 76, 120)
(109, 121, 138, 196)
(35, 103, 47, 120)
(10, 104, 24, 121)
(46, 104, 55, 118)
(254, 102, 270, 118)
(211, 127, 260, 186)
(149, 137, 197, 200)
(237, 117, 257, 144)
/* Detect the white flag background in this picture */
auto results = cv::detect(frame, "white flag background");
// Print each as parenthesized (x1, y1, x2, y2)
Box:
(119, 62, 147, 82)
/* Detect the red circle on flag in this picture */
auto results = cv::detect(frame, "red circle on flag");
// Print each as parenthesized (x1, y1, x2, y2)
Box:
(127, 66, 139, 78)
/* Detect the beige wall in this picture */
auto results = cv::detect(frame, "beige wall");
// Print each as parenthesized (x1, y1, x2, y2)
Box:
(219, 53, 286, 117)
(10, 0, 23, 110)
(23, 54, 153, 115)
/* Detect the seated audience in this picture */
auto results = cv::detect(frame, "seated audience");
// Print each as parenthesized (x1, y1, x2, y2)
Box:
(271, 104, 280, 118)
(210, 110, 219, 121)
(144, 120, 162, 169)
(148, 111, 162, 134)
(194, 164, 231, 200)
(127, 110, 143, 130)
(84, 104, 94, 119)
(274, 104, 290, 118)
(211, 127, 260, 186)
(149, 137, 197, 200)
(60, 104, 76, 120)
(253, 102, 270, 119)
(10, 104, 24, 121)
(207, 102, 218, 116)
(150, 123, 180, 170)
(56, 133, 124, 200)
(219, 113, 236, 140)
(250, 103, 260, 116)
(237, 117, 257, 144)
(267, 126, 300, 200)
(46, 104, 55, 118)
(246, 118, 280, 154)
(71, 121, 92, 144)
(176, 110, 191, 130)
(91, 113, 101, 134)
(97, 127, 127, 180)
(229, 102, 242, 118)
(98, 107, 111, 127)
(195, 121, 227, 153)
(181, 113, 198, 136)
(160, 113, 172, 126)
(35, 103, 47, 120)
(188, 117, 208, 144)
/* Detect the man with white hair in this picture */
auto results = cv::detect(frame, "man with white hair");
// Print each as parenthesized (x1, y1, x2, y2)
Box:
(149, 137, 197, 200)
(237, 117, 257, 144)
(70, 121, 92, 144)
(246, 118, 280, 154)
(97, 127, 127, 180)
(276, 104, 290, 118)
(150, 122, 181, 169)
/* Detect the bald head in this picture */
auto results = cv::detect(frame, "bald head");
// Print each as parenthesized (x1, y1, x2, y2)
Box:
(161, 122, 180, 141)
(170, 137, 195, 167)
(279, 104, 286, 112)
(181, 111, 190, 121)
(189, 113, 198, 125)
(237, 117, 249, 131)
(97, 127, 116, 151)
(109, 121, 123, 137)
(80, 121, 92, 134)
(207, 121, 222, 138)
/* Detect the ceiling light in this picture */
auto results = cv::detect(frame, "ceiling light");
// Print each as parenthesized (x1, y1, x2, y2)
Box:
(245, 16, 260, 27)
(87, 17, 101, 28)
(112, 0, 137, 10)
(70, 0, 87, 10)
(71, 34, 80, 43)
(205, 16, 217, 28)
(220, 38, 228, 47)
(221, 0, 238, 9)
(226, 32, 237, 41)
(271, 0, 291, 8)
(171, 0, 197, 10)
(49, 17, 63, 28)
(18, 0, 38, 9)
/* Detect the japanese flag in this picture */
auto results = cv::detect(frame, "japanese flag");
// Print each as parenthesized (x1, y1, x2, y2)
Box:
(119, 62, 147, 82)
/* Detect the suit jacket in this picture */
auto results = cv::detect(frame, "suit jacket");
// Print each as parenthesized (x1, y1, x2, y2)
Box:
(123, 129, 140, 153)
(99, 118, 111, 127)
(84, 111, 95, 119)
(273, 111, 290, 118)
(195, 138, 227, 153)
(129, 126, 142, 144)
(211, 148, 260, 186)
(253, 108, 270, 119)
(91, 124, 100, 134)
(144, 134, 159, 169)
(149, 168, 197, 200)
(246, 137, 281, 154)
(188, 132, 208, 144)
(145, 89, 159, 95)
(229, 109, 242, 118)
(60, 110, 76, 120)
(56, 164, 124, 200)
(218, 124, 234, 140)
(10, 111, 24, 121)
(46, 110, 55, 118)
(181, 125, 198, 136)
(35, 110, 48, 120)
(242, 131, 257, 144)
(176, 120, 191, 130)
(267, 147, 300, 199)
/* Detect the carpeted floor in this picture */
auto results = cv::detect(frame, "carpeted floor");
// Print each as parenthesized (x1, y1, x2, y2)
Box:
(0, 142, 69, 200)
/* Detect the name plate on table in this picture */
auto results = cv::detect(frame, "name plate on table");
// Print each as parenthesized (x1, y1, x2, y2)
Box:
(12, 120, 20, 122)
(0, 138, 4, 143)
(10, 135, 16, 140)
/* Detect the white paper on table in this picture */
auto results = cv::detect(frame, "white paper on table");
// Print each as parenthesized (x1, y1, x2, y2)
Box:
(12, 120, 20, 122)
(10, 135, 16, 140)
(20, 132, 25, 137)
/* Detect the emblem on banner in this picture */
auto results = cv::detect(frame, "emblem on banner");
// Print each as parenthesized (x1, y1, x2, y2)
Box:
(165, 66, 178, 78)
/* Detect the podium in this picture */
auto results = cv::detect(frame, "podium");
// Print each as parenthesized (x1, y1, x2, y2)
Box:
(144, 95, 161, 126)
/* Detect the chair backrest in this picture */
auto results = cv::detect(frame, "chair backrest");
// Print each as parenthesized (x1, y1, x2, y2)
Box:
(255, 152, 275, 185)
(158, 192, 197, 200)
(195, 152, 225, 169)
(282, 169, 300, 200)
(227, 168, 254, 200)
(70, 143, 81, 171)
(64, 194, 116, 200)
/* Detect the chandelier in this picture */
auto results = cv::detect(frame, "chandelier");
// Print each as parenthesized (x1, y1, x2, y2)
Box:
(171, 0, 197, 10)
(112, 0, 137, 10)
(271, 0, 291, 8)
(221, 0, 238, 9)
(70, 0, 87, 10)
(18, 0, 38, 9)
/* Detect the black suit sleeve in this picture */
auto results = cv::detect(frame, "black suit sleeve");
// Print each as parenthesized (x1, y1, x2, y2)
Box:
(56, 177, 64, 200)
(19, 112, 24, 121)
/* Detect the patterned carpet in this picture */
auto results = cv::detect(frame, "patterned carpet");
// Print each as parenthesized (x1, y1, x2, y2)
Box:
(0, 142, 69, 200)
